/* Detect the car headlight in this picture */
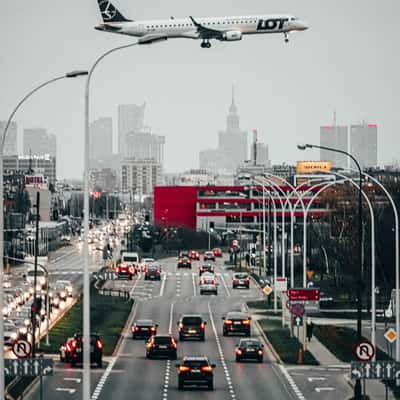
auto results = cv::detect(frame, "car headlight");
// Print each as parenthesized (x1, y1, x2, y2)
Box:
(11, 332, 17, 340)
(19, 327, 27, 335)
(24, 319, 30, 326)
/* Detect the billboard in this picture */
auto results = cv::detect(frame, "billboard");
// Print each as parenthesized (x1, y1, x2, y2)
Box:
(296, 161, 332, 174)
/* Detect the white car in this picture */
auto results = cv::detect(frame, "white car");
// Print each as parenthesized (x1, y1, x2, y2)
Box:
(140, 258, 155, 272)
(4, 321, 18, 346)
(199, 282, 218, 295)
(55, 280, 73, 297)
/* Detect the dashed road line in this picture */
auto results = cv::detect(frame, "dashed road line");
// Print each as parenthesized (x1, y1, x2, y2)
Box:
(168, 303, 174, 334)
(159, 273, 167, 297)
(192, 272, 196, 296)
(129, 273, 141, 298)
(278, 364, 307, 400)
(162, 360, 171, 400)
(208, 302, 236, 399)
(217, 273, 231, 297)
(91, 356, 117, 400)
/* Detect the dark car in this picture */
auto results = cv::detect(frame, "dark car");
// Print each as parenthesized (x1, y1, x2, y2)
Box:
(144, 264, 161, 280)
(235, 338, 264, 362)
(68, 333, 103, 367)
(59, 337, 75, 362)
(146, 335, 177, 359)
(177, 257, 192, 269)
(222, 312, 251, 336)
(116, 263, 136, 280)
(176, 356, 216, 390)
(199, 264, 215, 276)
(212, 248, 223, 257)
(178, 315, 206, 341)
(178, 251, 189, 259)
(203, 251, 215, 261)
(132, 319, 158, 339)
(232, 273, 250, 289)
(189, 250, 200, 260)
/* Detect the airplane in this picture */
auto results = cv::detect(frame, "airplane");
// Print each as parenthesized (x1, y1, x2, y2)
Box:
(95, 0, 308, 48)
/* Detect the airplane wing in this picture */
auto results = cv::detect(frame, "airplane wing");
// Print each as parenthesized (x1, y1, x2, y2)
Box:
(189, 16, 224, 40)
(138, 34, 168, 44)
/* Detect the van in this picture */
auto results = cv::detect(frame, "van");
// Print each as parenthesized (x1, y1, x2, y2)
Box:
(121, 252, 140, 266)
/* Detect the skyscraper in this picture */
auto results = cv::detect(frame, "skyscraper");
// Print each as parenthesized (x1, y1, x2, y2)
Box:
(320, 123, 348, 168)
(23, 128, 56, 157)
(118, 103, 145, 154)
(350, 122, 378, 168)
(217, 90, 248, 172)
(89, 117, 113, 159)
(0, 121, 17, 155)
(125, 129, 165, 164)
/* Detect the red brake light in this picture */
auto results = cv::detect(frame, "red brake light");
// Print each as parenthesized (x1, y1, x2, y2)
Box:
(224, 319, 233, 325)
(171, 338, 177, 348)
(150, 326, 156, 332)
(134, 326, 139, 332)
(179, 366, 190, 372)
(179, 322, 184, 330)
(242, 320, 250, 325)
(201, 366, 213, 372)
(258, 349, 263, 356)
(116, 267, 120, 273)
(129, 267, 135, 273)
(72, 340, 77, 348)
(66, 343, 71, 352)
(236, 349, 242, 355)
(200, 322, 205, 330)
(96, 339, 103, 349)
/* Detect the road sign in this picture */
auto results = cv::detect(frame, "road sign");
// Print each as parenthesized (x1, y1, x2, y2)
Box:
(5, 358, 54, 377)
(12, 339, 32, 358)
(289, 300, 320, 312)
(263, 285, 273, 296)
(92, 271, 118, 281)
(275, 277, 287, 292)
(290, 303, 305, 317)
(306, 270, 315, 280)
(355, 341, 375, 361)
(351, 361, 400, 380)
(294, 316, 303, 326)
(384, 328, 397, 344)
(288, 288, 320, 301)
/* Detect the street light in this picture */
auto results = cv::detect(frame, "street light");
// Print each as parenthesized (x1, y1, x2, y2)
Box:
(0, 70, 87, 400)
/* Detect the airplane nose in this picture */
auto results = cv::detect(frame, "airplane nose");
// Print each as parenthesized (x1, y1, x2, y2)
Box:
(298, 20, 309, 31)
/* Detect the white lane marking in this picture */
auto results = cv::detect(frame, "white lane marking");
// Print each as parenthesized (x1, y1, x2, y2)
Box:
(192, 272, 196, 296)
(91, 356, 117, 400)
(168, 303, 174, 334)
(315, 387, 335, 392)
(56, 388, 76, 394)
(208, 302, 236, 399)
(308, 377, 326, 382)
(278, 365, 306, 400)
(162, 360, 171, 399)
(63, 377, 81, 383)
(218, 273, 231, 297)
(159, 273, 167, 297)
(129, 273, 141, 298)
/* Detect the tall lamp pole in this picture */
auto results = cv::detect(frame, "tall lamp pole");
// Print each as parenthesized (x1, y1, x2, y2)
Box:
(83, 42, 138, 400)
(0, 70, 87, 400)
(298, 143, 363, 340)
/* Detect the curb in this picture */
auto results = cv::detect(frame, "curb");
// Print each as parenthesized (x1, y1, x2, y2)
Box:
(254, 319, 282, 364)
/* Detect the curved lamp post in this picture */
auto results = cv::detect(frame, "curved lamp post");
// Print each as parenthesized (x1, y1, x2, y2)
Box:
(0, 70, 87, 400)
(83, 42, 139, 400)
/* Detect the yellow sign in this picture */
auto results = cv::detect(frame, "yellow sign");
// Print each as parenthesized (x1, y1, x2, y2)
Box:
(384, 328, 397, 343)
(306, 270, 315, 280)
(296, 161, 332, 174)
(263, 285, 273, 296)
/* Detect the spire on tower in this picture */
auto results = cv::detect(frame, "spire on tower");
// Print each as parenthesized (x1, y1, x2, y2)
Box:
(229, 84, 237, 115)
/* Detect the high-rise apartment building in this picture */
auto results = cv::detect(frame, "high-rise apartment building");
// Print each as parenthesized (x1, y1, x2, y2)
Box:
(350, 122, 378, 168)
(199, 148, 221, 173)
(320, 124, 348, 168)
(23, 128, 56, 157)
(125, 129, 165, 164)
(89, 117, 113, 159)
(118, 103, 145, 154)
(250, 142, 270, 166)
(0, 121, 17, 155)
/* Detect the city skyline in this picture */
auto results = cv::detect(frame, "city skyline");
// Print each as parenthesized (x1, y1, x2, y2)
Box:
(2, 1, 399, 179)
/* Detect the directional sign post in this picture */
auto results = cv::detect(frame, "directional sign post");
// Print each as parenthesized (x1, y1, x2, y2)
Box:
(351, 361, 400, 380)
(5, 358, 54, 377)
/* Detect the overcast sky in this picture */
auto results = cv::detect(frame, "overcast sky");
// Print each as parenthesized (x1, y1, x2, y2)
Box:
(2, 0, 399, 179)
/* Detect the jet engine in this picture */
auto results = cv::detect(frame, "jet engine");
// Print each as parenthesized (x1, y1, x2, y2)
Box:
(222, 31, 242, 41)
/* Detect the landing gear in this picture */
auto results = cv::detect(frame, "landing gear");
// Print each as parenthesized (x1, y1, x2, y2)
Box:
(201, 40, 211, 48)
(284, 32, 289, 43)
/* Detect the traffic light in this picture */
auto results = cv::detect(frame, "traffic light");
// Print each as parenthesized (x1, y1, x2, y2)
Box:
(31, 297, 42, 320)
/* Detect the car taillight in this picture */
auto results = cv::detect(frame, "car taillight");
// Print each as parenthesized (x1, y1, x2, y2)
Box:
(242, 320, 250, 325)
(129, 267, 135, 273)
(201, 366, 213, 372)
(246, 278, 250, 282)
(224, 320, 233, 325)
(258, 350, 263, 356)
(178, 260, 182, 264)
(150, 327, 156, 332)
(96, 339, 103, 349)
(179, 322, 184, 330)
(72, 340, 77, 348)
(66, 344, 71, 352)
(134, 326, 139, 332)
(116, 267, 120, 273)
(233, 279, 238, 283)
(171, 339, 177, 348)
(156, 270, 160, 274)
(236, 349, 242, 355)
(200, 322, 205, 330)
(179, 366, 190, 372)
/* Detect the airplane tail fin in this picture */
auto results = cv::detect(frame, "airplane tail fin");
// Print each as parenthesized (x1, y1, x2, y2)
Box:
(96, 0, 132, 23)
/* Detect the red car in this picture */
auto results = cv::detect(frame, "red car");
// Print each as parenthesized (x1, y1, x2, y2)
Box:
(212, 248, 223, 257)
(188, 250, 200, 260)
(116, 263, 136, 280)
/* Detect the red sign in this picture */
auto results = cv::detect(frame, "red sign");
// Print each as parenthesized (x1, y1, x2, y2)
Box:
(288, 289, 320, 301)
(290, 303, 305, 317)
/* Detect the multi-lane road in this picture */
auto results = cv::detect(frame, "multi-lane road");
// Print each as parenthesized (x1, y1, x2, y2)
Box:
(24, 255, 351, 400)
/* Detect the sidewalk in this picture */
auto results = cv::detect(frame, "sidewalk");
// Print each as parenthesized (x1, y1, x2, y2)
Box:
(306, 335, 395, 399)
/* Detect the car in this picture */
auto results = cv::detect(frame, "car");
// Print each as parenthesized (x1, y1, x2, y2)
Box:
(203, 251, 215, 261)
(4, 321, 18, 346)
(132, 319, 158, 339)
(120, 251, 140, 269)
(146, 335, 177, 359)
(59, 337, 75, 362)
(178, 251, 189, 258)
(177, 257, 191, 269)
(199, 264, 214, 276)
(199, 282, 218, 295)
(55, 280, 73, 297)
(116, 263, 136, 280)
(235, 338, 264, 362)
(178, 315, 207, 341)
(140, 258, 155, 272)
(176, 356, 216, 390)
(222, 312, 251, 336)
(144, 264, 161, 280)
(199, 273, 217, 286)
(188, 250, 200, 260)
(68, 333, 103, 368)
(232, 273, 250, 289)
(212, 248, 223, 257)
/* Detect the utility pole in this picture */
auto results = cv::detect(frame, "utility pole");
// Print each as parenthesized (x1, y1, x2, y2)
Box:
(32, 191, 40, 357)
